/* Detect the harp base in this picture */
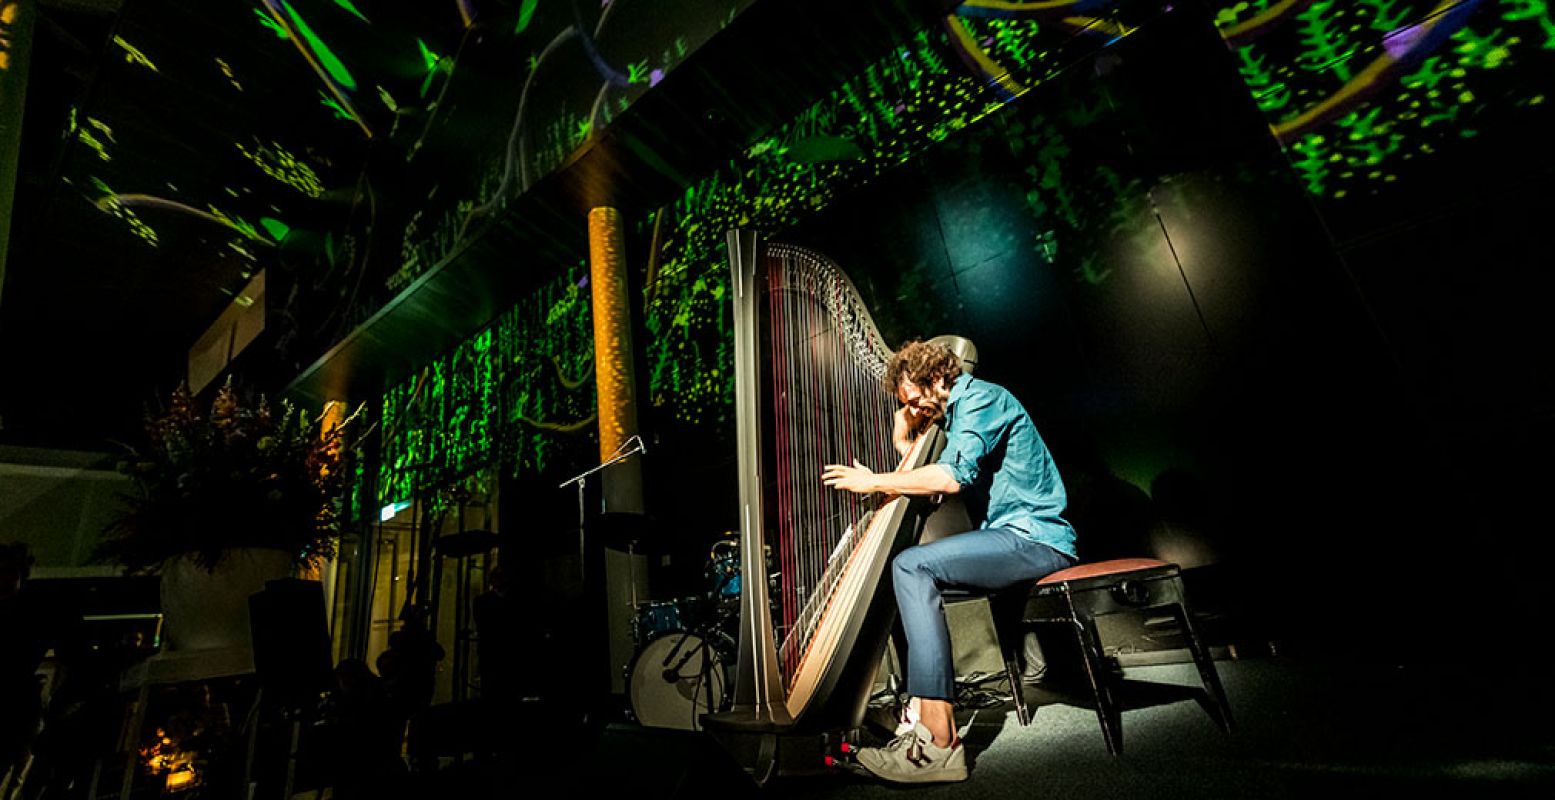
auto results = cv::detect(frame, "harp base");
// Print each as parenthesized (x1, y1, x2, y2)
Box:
(700, 724, 855, 786)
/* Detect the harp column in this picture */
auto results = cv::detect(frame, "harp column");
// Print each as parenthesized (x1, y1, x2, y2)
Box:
(588, 206, 648, 693)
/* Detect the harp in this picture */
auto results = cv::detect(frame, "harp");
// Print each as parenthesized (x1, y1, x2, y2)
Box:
(703, 229, 975, 779)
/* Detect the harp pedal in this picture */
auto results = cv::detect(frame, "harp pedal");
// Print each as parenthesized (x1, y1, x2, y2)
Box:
(822, 732, 860, 770)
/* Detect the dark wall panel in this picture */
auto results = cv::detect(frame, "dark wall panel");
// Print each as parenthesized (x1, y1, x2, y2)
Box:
(771, 6, 1444, 655)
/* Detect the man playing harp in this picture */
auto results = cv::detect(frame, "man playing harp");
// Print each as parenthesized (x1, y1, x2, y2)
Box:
(822, 339, 1078, 784)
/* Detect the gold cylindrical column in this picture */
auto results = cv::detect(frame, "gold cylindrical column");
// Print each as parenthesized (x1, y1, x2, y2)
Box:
(588, 206, 646, 695)
(588, 206, 640, 471)
(0, 0, 39, 308)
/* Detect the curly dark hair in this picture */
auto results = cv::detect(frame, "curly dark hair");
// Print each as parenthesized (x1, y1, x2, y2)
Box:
(884, 340, 962, 396)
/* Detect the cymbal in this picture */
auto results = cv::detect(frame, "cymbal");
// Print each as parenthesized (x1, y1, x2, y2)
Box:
(433, 529, 500, 558)
(589, 512, 672, 554)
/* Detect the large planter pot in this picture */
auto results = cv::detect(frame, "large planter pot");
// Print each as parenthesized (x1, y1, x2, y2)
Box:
(159, 547, 298, 654)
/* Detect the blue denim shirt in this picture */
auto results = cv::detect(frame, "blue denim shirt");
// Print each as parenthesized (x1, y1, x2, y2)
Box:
(935, 376, 1077, 557)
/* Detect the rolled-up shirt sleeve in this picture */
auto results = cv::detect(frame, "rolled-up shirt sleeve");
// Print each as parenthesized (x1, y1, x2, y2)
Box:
(935, 390, 1004, 489)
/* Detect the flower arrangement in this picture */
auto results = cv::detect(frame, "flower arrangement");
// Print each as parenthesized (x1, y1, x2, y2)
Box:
(97, 380, 366, 573)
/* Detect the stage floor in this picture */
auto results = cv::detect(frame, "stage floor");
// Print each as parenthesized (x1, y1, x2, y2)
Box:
(288, 652, 1555, 798)
(761, 655, 1555, 798)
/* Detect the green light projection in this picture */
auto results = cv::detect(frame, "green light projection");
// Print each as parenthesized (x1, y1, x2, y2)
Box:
(259, 0, 370, 136)
(332, 0, 370, 24)
(216, 57, 244, 91)
(205, 205, 275, 244)
(235, 140, 325, 197)
(88, 191, 278, 250)
(363, 2, 758, 326)
(276, 0, 357, 90)
(642, 13, 1131, 428)
(514, 0, 539, 35)
(512, 3, 751, 200)
(87, 177, 158, 246)
(377, 8, 1141, 463)
(319, 90, 355, 120)
(112, 36, 159, 72)
(1216, 0, 1555, 199)
(415, 38, 452, 98)
(417, 38, 441, 73)
(1004, 104, 1153, 286)
(76, 116, 113, 162)
(253, 8, 290, 39)
(260, 216, 290, 241)
(337, 0, 1548, 501)
(377, 265, 595, 501)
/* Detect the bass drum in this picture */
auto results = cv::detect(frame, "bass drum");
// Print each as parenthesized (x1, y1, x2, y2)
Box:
(626, 630, 733, 730)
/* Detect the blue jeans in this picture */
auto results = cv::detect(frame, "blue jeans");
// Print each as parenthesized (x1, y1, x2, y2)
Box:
(893, 528, 1076, 700)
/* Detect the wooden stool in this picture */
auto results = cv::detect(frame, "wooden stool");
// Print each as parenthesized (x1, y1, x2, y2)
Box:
(1024, 558, 1233, 754)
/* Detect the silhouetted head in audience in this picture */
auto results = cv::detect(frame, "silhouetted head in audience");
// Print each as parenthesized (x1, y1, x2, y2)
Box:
(374, 648, 401, 681)
(0, 542, 34, 599)
(335, 657, 378, 694)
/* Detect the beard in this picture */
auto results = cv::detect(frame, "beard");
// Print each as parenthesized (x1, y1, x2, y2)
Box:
(906, 389, 949, 433)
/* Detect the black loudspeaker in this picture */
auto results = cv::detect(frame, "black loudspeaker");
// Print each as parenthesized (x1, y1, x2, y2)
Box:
(249, 578, 333, 706)
(563, 725, 758, 800)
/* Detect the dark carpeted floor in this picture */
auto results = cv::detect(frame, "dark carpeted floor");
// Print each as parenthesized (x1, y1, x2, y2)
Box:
(753, 655, 1555, 799)
(337, 652, 1555, 799)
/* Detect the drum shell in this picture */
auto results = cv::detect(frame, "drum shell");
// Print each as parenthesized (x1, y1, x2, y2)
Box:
(626, 630, 733, 730)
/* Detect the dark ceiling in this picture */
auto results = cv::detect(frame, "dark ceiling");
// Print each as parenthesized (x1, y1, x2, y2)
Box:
(1, 0, 961, 451)
(2, 0, 447, 449)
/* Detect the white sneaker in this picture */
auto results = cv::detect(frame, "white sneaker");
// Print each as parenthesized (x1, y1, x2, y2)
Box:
(856, 722, 968, 784)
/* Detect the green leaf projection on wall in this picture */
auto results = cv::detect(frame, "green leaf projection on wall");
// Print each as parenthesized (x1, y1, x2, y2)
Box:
(376, 265, 596, 505)
(642, 7, 1144, 430)
(113, 36, 160, 73)
(235, 140, 325, 197)
(367, 0, 1555, 492)
(85, 177, 159, 247)
(362, 1, 753, 345)
(1216, 0, 1555, 199)
(332, 0, 369, 25)
(372, 3, 1155, 469)
(75, 116, 114, 162)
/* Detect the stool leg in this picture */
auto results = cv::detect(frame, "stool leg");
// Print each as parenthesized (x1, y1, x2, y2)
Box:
(1073, 615, 1123, 755)
(1171, 602, 1234, 732)
(1006, 651, 1030, 726)
(990, 588, 1034, 726)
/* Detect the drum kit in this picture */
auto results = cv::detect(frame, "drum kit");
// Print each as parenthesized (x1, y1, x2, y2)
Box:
(624, 535, 768, 731)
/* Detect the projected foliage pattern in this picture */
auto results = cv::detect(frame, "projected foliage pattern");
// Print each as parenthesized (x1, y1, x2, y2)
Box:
(371, 6, 1123, 489)
(643, 9, 1143, 429)
(376, 0, 1555, 494)
(385, 0, 747, 299)
(376, 265, 595, 505)
(1215, 0, 1554, 199)
(42, 0, 751, 397)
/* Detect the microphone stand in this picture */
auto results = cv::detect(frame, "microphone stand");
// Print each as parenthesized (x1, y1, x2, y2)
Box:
(558, 436, 647, 716)
(557, 435, 646, 582)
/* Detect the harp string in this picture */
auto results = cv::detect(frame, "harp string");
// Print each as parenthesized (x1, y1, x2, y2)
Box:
(765, 250, 897, 688)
